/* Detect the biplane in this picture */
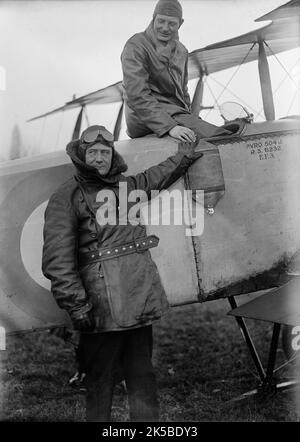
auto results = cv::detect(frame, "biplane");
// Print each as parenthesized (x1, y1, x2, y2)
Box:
(1, 0, 300, 396)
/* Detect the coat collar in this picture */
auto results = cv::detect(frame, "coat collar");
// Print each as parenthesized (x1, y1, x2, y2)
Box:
(145, 22, 179, 63)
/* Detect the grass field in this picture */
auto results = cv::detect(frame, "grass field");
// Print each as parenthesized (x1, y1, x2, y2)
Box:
(1, 296, 299, 422)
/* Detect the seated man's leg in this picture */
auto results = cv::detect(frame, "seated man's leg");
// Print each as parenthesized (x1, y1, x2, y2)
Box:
(174, 113, 230, 139)
(80, 331, 124, 422)
(125, 104, 153, 138)
(122, 325, 159, 422)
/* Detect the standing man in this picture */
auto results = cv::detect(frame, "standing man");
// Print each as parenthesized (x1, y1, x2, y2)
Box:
(121, 0, 229, 142)
(42, 125, 202, 422)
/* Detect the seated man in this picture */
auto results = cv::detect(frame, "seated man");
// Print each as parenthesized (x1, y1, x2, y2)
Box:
(121, 0, 229, 142)
(42, 124, 202, 422)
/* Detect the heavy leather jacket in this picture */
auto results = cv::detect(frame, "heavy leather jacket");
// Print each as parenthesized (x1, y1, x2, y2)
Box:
(42, 141, 201, 332)
(121, 23, 191, 138)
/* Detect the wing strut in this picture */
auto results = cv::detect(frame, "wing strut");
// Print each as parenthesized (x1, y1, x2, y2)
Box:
(191, 70, 205, 116)
(258, 40, 275, 121)
(72, 105, 85, 140)
(113, 101, 124, 141)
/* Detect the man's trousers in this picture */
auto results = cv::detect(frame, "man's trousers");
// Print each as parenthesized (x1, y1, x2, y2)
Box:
(80, 325, 158, 422)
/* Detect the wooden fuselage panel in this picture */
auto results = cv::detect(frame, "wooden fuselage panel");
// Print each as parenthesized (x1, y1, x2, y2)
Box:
(0, 118, 299, 332)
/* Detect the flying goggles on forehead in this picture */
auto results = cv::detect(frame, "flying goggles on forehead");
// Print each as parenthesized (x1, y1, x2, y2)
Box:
(81, 126, 114, 144)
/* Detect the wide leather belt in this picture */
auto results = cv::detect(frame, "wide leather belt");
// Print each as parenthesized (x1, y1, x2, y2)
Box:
(78, 234, 160, 267)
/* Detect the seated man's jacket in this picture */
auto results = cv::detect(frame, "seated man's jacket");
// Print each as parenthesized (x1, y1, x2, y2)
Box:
(121, 23, 191, 139)
(42, 140, 200, 332)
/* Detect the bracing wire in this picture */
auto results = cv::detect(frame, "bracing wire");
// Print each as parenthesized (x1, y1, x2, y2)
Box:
(204, 42, 257, 118)
(204, 77, 218, 104)
(254, 44, 300, 119)
(206, 75, 261, 117)
(202, 77, 221, 114)
(286, 89, 300, 115)
(264, 41, 300, 89)
(273, 351, 300, 374)
(270, 56, 300, 96)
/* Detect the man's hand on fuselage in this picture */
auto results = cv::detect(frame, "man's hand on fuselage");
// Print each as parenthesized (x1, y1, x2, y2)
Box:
(169, 125, 197, 142)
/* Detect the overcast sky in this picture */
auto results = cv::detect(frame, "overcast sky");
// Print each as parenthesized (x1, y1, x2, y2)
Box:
(0, 0, 298, 159)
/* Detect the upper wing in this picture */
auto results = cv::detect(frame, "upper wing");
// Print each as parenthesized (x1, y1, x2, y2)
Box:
(27, 81, 124, 122)
(188, 0, 300, 78)
(28, 0, 300, 122)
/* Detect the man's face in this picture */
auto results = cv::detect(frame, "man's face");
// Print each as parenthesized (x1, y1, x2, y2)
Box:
(85, 143, 113, 176)
(153, 14, 182, 43)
